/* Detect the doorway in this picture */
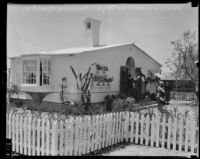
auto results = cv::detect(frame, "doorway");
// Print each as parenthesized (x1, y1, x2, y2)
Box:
(120, 57, 135, 96)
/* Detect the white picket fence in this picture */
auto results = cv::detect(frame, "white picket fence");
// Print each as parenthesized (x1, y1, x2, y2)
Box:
(6, 111, 199, 156)
(171, 91, 197, 101)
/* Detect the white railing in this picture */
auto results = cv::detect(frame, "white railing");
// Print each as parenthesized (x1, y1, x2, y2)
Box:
(170, 91, 197, 101)
(6, 111, 199, 156)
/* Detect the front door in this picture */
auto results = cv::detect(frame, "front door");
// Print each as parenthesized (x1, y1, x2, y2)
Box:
(120, 66, 129, 96)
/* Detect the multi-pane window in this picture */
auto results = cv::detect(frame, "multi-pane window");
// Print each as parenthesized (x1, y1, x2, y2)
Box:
(23, 58, 51, 85)
(41, 59, 51, 85)
(23, 60, 37, 84)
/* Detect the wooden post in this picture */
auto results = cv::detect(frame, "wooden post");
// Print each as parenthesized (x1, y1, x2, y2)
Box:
(145, 114, 150, 146)
(155, 115, 160, 147)
(64, 119, 69, 156)
(191, 120, 196, 154)
(167, 117, 172, 149)
(150, 115, 155, 147)
(51, 119, 58, 156)
(28, 115, 32, 155)
(59, 119, 64, 156)
(86, 116, 91, 154)
(135, 113, 139, 144)
(130, 112, 134, 143)
(140, 114, 144, 145)
(161, 116, 166, 148)
(69, 118, 75, 156)
(46, 118, 50, 156)
(15, 114, 19, 153)
(24, 115, 28, 155)
(172, 116, 177, 150)
(32, 117, 36, 155)
(19, 114, 23, 154)
(8, 112, 12, 139)
(178, 116, 183, 152)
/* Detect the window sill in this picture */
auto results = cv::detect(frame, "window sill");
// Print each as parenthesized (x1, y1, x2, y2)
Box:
(20, 84, 53, 93)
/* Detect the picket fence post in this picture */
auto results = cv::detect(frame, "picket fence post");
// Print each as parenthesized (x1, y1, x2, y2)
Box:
(64, 119, 69, 156)
(59, 119, 64, 156)
(51, 119, 58, 156)
(19, 114, 23, 154)
(135, 113, 139, 144)
(167, 116, 172, 149)
(36, 117, 40, 156)
(145, 114, 150, 146)
(140, 114, 144, 145)
(161, 116, 166, 148)
(32, 117, 36, 155)
(178, 116, 183, 151)
(8, 112, 12, 139)
(15, 114, 19, 153)
(28, 115, 32, 155)
(130, 112, 134, 143)
(24, 115, 28, 155)
(190, 120, 196, 154)
(185, 118, 189, 152)
(155, 115, 160, 147)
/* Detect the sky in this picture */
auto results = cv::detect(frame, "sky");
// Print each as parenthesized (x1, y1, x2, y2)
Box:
(7, 4, 198, 73)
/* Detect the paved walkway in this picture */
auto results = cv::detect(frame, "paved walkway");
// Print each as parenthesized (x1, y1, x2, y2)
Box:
(102, 144, 194, 157)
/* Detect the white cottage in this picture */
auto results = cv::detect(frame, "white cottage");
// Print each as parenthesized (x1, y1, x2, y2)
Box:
(9, 17, 162, 105)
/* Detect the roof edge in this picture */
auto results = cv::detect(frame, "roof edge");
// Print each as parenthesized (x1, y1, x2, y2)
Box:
(132, 43, 163, 67)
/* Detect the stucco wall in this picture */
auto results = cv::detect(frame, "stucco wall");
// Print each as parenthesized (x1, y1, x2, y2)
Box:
(43, 44, 161, 103)
(10, 44, 161, 103)
(10, 57, 22, 85)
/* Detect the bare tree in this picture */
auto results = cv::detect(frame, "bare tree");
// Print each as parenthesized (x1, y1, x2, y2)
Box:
(165, 30, 199, 100)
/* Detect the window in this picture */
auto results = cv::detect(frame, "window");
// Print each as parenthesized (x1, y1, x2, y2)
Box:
(87, 22, 91, 29)
(23, 60, 37, 84)
(41, 59, 51, 85)
(23, 57, 51, 85)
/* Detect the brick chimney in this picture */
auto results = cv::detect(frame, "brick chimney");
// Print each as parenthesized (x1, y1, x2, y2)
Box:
(84, 18, 101, 47)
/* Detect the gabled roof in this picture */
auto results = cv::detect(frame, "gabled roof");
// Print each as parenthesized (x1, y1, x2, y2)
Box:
(10, 42, 162, 67)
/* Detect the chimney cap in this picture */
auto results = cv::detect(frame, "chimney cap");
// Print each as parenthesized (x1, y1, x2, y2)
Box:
(84, 17, 101, 24)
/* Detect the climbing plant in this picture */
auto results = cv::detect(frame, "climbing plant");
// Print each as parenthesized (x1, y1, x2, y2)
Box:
(70, 63, 96, 113)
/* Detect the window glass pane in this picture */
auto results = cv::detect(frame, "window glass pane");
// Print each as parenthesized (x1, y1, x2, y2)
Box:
(23, 59, 37, 84)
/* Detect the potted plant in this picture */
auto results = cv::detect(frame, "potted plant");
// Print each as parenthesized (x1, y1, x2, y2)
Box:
(92, 75, 98, 86)
(96, 64, 102, 74)
(102, 66, 108, 74)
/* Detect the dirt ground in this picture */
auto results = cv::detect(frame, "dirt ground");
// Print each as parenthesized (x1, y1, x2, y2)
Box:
(101, 100, 199, 157)
(102, 144, 193, 156)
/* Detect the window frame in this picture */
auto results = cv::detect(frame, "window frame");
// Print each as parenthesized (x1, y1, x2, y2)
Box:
(22, 56, 51, 86)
